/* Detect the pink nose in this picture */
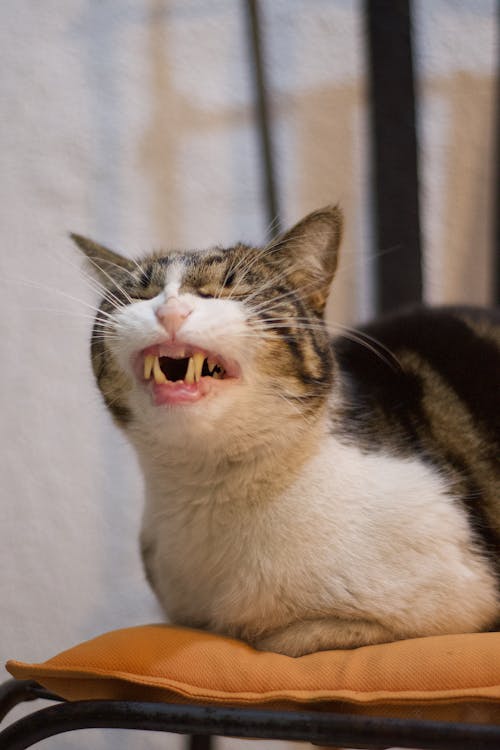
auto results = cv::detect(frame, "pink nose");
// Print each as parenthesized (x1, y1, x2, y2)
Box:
(156, 297, 193, 338)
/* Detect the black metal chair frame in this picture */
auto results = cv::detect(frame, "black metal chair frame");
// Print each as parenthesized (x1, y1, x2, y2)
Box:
(2, 678, 500, 750)
(2, 1, 499, 747)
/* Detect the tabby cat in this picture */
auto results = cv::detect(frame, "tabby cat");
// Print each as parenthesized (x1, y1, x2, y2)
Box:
(72, 206, 500, 657)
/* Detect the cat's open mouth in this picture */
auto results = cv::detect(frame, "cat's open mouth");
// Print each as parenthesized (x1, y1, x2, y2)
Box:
(138, 343, 239, 406)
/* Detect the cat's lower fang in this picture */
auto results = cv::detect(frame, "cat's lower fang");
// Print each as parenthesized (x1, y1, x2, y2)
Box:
(185, 356, 196, 385)
(192, 352, 205, 383)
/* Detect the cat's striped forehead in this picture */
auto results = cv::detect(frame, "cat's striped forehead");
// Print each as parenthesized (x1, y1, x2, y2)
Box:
(107, 244, 259, 302)
(72, 205, 342, 311)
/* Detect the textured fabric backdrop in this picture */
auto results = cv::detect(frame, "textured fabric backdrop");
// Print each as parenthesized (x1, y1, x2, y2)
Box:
(0, 2, 497, 748)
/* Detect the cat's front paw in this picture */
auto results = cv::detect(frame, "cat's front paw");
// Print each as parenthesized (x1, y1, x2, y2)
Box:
(253, 618, 395, 656)
(253, 630, 313, 657)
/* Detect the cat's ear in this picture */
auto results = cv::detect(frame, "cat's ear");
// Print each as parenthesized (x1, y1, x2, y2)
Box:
(271, 205, 343, 314)
(70, 233, 135, 282)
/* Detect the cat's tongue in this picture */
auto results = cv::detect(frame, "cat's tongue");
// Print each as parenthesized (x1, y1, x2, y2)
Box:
(152, 380, 210, 406)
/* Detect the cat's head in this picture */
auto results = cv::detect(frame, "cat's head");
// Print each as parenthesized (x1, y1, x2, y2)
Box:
(72, 207, 342, 453)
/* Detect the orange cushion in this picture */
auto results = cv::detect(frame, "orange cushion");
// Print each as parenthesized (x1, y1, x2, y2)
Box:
(7, 625, 500, 723)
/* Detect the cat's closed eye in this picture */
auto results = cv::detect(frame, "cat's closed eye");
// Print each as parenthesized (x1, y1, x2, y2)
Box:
(223, 270, 236, 287)
(139, 265, 153, 288)
(197, 270, 237, 299)
(197, 288, 215, 299)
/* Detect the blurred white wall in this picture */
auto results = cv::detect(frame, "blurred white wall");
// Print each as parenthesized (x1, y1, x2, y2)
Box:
(0, 1, 497, 748)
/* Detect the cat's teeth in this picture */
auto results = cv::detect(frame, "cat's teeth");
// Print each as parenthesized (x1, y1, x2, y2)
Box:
(159, 345, 185, 358)
(144, 351, 224, 385)
(192, 352, 205, 383)
(153, 356, 168, 384)
(144, 354, 155, 380)
(184, 357, 196, 384)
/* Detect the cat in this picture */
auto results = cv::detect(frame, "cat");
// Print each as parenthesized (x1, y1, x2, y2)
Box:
(72, 206, 500, 657)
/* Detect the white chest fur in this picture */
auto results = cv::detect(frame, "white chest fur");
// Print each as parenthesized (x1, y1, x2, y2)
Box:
(139, 431, 498, 650)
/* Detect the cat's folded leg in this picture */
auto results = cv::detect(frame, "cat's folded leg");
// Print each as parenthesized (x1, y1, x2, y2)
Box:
(253, 617, 396, 656)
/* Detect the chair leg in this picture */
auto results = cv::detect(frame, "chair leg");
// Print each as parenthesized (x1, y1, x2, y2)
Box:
(188, 735, 213, 750)
(0, 680, 61, 724)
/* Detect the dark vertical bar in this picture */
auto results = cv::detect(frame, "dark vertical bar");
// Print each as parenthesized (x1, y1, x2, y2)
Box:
(365, 0, 423, 313)
(244, 0, 282, 237)
(189, 734, 213, 750)
(494, 1, 500, 305)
